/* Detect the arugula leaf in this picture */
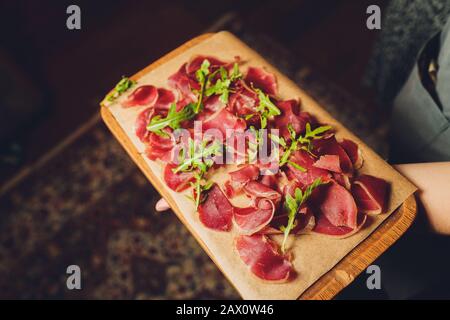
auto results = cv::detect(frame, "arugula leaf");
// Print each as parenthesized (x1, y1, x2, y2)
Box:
(254, 89, 281, 129)
(277, 122, 332, 166)
(281, 177, 324, 253)
(174, 138, 223, 209)
(105, 76, 136, 102)
(146, 103, 196, 136)
(194, 60, 211, 113)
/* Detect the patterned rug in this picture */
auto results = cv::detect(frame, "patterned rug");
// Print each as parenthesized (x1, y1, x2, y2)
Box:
(0, 20, 386, 299)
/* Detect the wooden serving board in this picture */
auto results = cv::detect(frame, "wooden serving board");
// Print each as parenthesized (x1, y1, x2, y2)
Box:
(100, 32, 417, 300)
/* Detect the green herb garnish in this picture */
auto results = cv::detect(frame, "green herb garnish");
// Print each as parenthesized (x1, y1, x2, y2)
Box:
(174, 138, 223, 209)
(274, 122, 332, 167)
(105, 76, 136, 102)
(205, 62, 242, 104)
(255, 89, 281, 129)
(281, 177, 325, 253)
(146, 103, 196, 136)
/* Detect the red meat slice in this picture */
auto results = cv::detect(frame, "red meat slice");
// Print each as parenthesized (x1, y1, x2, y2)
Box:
(312, 181, 358, 229)
(313, 155, 342, 173)
(154, 88, 176, 112)
(244, 181, 282, 203)
(235, 234, 292, 281)
(313, 212, 367, 238)
(244, 67, 278, 95)
(286, 150, 331, 186)
(203, 108, 247, 138)
(352, 175, 389, 215)
(313, 136, 353, 174)
(168, 63, 198, 103)
(234, 199, 275, 234)
(122, 85, 158, 108)
(135, 107, 155, 143)
(275, 100, 314, 141)
(198, 184, 234, 231)
(163, 163, 194, 192)
(340, 139, 363, 169)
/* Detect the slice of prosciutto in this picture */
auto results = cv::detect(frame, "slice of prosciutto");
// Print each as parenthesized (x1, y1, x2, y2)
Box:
(286, 150, 331, 186)
(122, 85, 158, 108)
(340, 139, 363, 169)
(244, 181, 282, 203)
(202, 108, 246, 138)
(313, 136, 353, 174)
(244, 67, 278, 96)
(163, 163, 194, 192)
(312, 181, 358, 229)
(352, 175, 389, 215)
(275, 100, 314, 141)
(313, 212, 367, 238)
(154, 88, 176, 112)
(234, 199, 275, 235)
(313, 155, 342, 173)
(198, 184, 233, 231)
(235, 234, 292, 281)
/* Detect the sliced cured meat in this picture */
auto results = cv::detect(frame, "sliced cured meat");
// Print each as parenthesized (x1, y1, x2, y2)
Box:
(312, 181, 358, 229)
(313, 212, 367, 238)
(203, 108, 246, 138)
(352, 175, 389, 215)
(234, 199, 275, 234)
(286, 150, 331, 186)
(340, 139, 363, 169)
(228, 80, 258, 117)
(262, 206, 315, 235)
(244, 67, 278, 96)
(135, 107, 155, 143)
(122, 85, 158, 108)
(154, 88, 176, 112)
(274, 100, 314, 141)
(185, 55, 226, 75)
(229, 165, 260, 184)
(313, 155, 342, 173)
(168, 63, 198, 103)
(259, 174, 279, 190)
(244, 181, 281, 202)
(332, 172, 352, 190)
(235, 234, 292, 281)
(163, 163, 194, 192)
(204, 95, 225, 113)
(313, 136, 353, 174)
(198, 184, 233, 231)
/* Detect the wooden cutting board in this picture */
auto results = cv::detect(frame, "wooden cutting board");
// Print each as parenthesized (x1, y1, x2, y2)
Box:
(100, 32, 417, 300)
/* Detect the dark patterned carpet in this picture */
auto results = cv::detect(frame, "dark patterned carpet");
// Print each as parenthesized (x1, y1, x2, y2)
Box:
(0, 22, 386, 299)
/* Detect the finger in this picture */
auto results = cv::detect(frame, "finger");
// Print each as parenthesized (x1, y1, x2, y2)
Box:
(155, 197, 170, 212)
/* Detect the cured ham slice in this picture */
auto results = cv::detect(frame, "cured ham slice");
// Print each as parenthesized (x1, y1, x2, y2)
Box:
(229, 165, 260, 184)
(168, 63, 198, 103)
(340, 139, 363, 169)
(235, 234, 292, 281)
(314, 136, 353, 174)
(135, 107, 155, 143)
(286, 150, 331, 186)
(203, 108, 246, 138)
(244, 181, 281, 202)
(262, 206, 315, 235)
(163, 164, 194, 192)
(122, 85, 158, 108)
(313, 155, 342, 173)
(185, 55, 226, 75)
(313, 213, 367, 238)
(275, 100, 314, 141)
(198, 184, 233, 231)
(154, 88, 176, 112)
(234, 199, 275, 234)
(312, 181, 358, 229)
(244, 67, 278, 96)
(228, 80, 258, 118)
(352, 175, 389, 215)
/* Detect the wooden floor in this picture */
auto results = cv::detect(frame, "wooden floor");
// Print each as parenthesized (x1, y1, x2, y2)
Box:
(0, 0, 387, 181)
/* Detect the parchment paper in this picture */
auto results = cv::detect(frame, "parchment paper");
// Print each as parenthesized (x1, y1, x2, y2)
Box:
(105, 31, 417, 300)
